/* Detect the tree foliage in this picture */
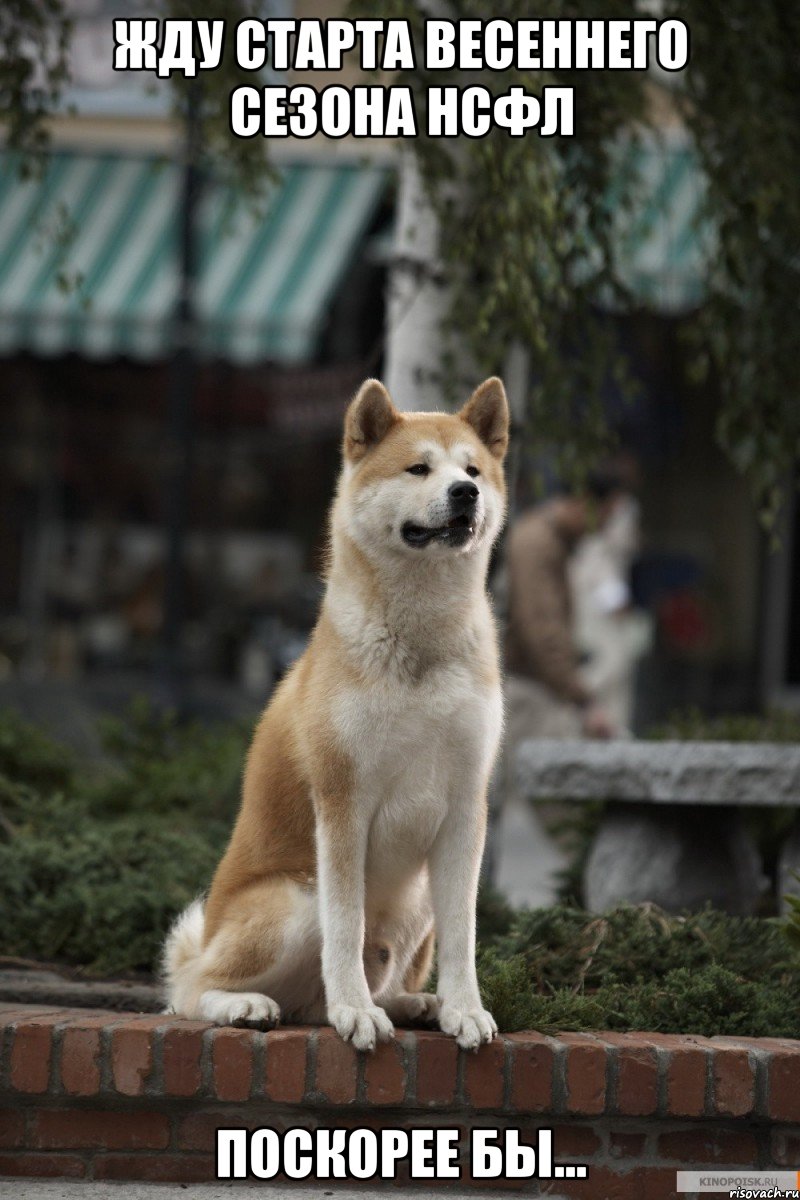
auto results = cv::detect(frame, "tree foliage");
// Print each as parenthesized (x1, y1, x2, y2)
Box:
(671, 0, 800, 527)
(160, 0, 280, 198)
(0, 0, 71, 166)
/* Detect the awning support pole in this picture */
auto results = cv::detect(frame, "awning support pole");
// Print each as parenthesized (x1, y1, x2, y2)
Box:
(159, 82, 202, 714)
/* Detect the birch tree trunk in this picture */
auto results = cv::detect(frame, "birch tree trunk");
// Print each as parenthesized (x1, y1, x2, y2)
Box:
(384, 152, 529, 423)
(383, 152, 453, 412)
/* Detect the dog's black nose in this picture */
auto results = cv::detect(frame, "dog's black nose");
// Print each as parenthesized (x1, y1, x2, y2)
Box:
(449, 480, 479, 508)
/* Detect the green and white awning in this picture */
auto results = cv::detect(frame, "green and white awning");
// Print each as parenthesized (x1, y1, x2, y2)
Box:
(609, 132, 712, 313)
(0, 152, 388, 363)
(0, 135, 709, 363)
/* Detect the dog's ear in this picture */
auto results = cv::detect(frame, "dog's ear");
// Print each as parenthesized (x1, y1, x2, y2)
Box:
(459, 377, 509, 460)
(344, 379, 400, 462)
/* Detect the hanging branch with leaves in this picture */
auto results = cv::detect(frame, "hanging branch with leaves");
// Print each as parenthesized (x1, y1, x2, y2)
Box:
(355, 0, 800, 519)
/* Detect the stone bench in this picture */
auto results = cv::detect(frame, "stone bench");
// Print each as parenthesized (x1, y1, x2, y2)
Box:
(516, 740, 800, 914)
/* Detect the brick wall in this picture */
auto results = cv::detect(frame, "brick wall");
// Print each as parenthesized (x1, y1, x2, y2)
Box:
(1, 1004, 799, 1196)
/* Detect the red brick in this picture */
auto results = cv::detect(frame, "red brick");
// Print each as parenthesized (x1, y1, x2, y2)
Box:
(162, 1022, 207, 1097)
(712, 1048, 755, 1117)
(742, 1036, 800, 1052)
(0, 1106, 25, 1148)
(462, 1159, 526, 1192)
(31, 1109, 169, 1151)
(0, 1006, 64, 1024)
(712, 1035, 779, 1051)
(0, 1152, 86, 1178)
(415, 1032, 458, 1106)
(9, 1016, 63, 1093)
(60, 1027, 103, 1097)
(769, 1048, 800, 1122)
(211, 1027, 254, 1102)
(666, 1044, 708, 1117)
(658, 1127, 758, 1165)
(602, 1034, 658, 1116)
(94, 1153, 216, 1182)
(60, 1012, 121, 1033)
(771, 1129, 800, 1167)
(528, 1165, 639, 1200)
(111, 1024, 155, 1096)
(544, 1166, 675, 1200)
(364, 1035, 407, 1105)
(333, 1113, 423, 1132)
(609, 1131, 647, 1159)
(545, 1124, 601, 1159)
(562, 1034, 606, 1116)
(508, 1033, 555, 1113)
(642, 1030, 713, 1117)
(177, 1111, 251, 1153)
(464, 1036, 505, 1110)
(314, 1029, 358, 1104)
(264, 1029, 308, 1103)
(641, 1166, 682, 1200)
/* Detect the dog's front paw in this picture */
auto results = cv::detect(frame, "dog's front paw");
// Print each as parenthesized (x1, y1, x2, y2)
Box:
(329, 1003, 394, 1051)
(438, 1002, 497, 1050)
(384, 992, 440, 1025)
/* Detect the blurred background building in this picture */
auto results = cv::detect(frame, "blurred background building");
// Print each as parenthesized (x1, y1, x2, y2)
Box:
(0, 0, 795, 730)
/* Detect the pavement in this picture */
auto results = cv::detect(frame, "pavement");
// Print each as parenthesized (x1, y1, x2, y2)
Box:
(0, 966, 161, 1012)
(493, 796, 566, 909)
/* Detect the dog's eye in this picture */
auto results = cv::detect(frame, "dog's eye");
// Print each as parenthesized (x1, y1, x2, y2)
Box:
(406, 463, 430, 476)
(466, 465, 480, 478)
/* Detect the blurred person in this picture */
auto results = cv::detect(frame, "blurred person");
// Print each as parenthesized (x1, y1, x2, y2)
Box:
(570, 489, 653, 732)
(489, 469, 628, 909)
(503, 468, 627, 744)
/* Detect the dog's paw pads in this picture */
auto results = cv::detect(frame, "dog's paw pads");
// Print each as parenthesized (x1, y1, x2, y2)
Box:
(438, 1003, 497, 1050)
(200, 990, 281, 1029)
(329, 1003, 394, 1052)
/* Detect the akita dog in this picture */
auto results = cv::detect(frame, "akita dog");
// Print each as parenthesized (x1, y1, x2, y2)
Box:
(163, 376, 509, 1051)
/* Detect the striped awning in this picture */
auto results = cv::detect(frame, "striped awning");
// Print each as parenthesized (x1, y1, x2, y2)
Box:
(610, 132, 712, 313)
(0, 152, 388, 363)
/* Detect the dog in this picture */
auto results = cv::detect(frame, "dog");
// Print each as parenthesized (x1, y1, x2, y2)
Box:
(163, 376, 509, 1051)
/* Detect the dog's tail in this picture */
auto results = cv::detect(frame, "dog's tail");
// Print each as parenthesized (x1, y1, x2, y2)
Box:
(161, 898, 205, 1014)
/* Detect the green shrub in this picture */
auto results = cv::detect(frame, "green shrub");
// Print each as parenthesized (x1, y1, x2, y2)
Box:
(478, 958, 799, 1040)
(785, 873, 800, 954)
(475, 903, 800, 1037)
(648, 707, 800, 743)
(0, 701, 246, 975)
(90, 697, 248, 820)
(0, 707, 74, 791)
(493, 903, 795, 990)
(0, 812, 226, 974)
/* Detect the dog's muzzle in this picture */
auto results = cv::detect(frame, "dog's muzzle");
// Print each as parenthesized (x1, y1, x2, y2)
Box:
(401, 482, 480, 548)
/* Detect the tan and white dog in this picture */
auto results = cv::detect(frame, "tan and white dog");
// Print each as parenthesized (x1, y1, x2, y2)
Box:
(163, 376, 509, 1051)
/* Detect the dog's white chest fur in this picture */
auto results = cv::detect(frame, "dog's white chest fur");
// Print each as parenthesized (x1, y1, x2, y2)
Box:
(332, 658, 502, 890)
